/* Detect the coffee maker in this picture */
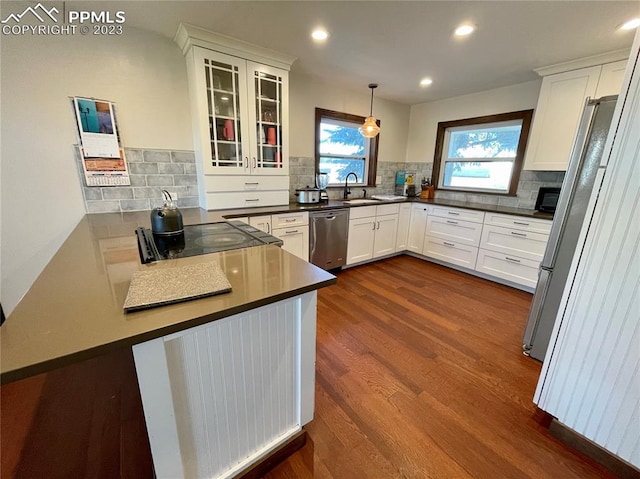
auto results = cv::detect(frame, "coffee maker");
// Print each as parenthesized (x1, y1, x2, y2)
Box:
(316, 172, 329, 202)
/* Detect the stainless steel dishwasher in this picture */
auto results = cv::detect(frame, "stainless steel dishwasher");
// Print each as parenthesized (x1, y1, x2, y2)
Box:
(309, 209, 349, 270)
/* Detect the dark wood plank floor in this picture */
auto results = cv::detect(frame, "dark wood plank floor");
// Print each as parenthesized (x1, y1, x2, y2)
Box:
(265, 256, 615, 479)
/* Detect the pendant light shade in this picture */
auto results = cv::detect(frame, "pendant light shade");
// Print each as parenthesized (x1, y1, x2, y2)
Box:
(359, 83, 380, 138)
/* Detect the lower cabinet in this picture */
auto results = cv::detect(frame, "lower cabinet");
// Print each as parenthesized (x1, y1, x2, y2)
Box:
(475, 249, 541, 289)
(346, 204, 400, 265)
(423, 236, 479, 269)
(395, 203, 412, 251)
(249, 212, 309, 261)
(407, 203, 429, 253)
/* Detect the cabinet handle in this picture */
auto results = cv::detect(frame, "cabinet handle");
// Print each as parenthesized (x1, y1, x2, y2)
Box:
(285, 218, 296, 223)
(377, 221, 380, 230)
(253, 157, 257, 169)
(513, 221, 530, 226)
(505, 256, 521, 263)
(284, 230, 299, 234)
(372, 222, 376, 231)
(245, 182, 259, 185)
(267, 223, 270, 234)
(446, 220, 458, 225)
(511, 231, 527, 237)
(443, 241, 455, 247)
(448, 212, 460, 216)
(245, 199, 260, 202)
(244, 157, 249, 169)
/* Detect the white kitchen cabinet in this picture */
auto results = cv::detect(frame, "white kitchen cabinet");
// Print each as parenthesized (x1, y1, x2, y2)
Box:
(422, 237, 479, 270)
(595, 60, 628, 97)
(272, 212, 309, 261)
(475, 213, 552, 289)
(475, 249, 540, 289)
(425, 216, 483, 247)
(249, 213, 309, 261)
(524, 59, 627, 171)
(423, 206, 482, 267)
(346, 204, 400, 265)
(395, 203, 412, 251)
(479, 224, 549, 262)
(407, 203, 429, 253)
(177, 24, 295, 210)
(249, 215, 271, 234)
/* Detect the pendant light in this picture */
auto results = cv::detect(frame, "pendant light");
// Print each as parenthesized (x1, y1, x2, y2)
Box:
(359, 83, 380, 138)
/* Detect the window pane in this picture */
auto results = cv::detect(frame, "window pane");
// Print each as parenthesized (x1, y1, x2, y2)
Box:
(447, 121, 522, 159)
(443, 161, 513, 191)
(319, 157, 365, 184)
(320, 120, 366, 157)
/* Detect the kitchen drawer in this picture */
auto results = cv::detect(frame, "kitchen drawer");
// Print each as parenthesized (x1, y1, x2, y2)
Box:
(429, 205, 485, 224)
(273, 225, 309, 261)
(475, 249, 540, 289)
(349, 205, 377, 219)
(480, 224, 549, 262)
(272, 211, 309, 228)
(426, 216, 482, 247)
(483, 212, 552, 234)
(205, 190, 289, 210)
(422, 237, 478, 269)
(203, 175, 289, 192)
(375, 203, 400, 216)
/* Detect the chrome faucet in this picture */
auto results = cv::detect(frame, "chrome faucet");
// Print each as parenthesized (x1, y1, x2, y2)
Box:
(343, 172, 358, 200)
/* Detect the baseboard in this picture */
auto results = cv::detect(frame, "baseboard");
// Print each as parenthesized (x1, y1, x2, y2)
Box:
(549, 419, 640, 479)
(235, 429, 307, 479)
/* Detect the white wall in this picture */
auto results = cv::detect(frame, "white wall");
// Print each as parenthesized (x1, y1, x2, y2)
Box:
(405, 80, 542, 163)
(289, 71, 411, 163)
(1, 26, 192, 315)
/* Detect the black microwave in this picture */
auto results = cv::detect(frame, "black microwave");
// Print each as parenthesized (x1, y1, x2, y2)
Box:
(535, 187, 561, 213)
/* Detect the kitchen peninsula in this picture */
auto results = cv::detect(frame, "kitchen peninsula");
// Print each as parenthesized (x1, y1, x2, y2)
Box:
(1, 208, 336, 478)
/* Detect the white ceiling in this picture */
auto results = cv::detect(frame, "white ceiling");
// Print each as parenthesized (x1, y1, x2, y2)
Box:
(89, 1, 639, 104)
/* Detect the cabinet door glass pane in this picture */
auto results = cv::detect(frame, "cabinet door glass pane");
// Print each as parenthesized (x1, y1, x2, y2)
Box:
(204, 58, 243, 168)
(255, 71, 283, 169)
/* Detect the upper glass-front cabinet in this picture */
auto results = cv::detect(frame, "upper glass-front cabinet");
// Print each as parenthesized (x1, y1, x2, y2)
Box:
(193, 47, 288, 176)
(204, 57, 245, 170)
(253, 68, 284, 170)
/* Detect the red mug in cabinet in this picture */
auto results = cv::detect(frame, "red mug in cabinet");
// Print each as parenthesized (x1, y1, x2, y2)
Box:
(267, 127, 276, 145)
(223, 119, 235, 141)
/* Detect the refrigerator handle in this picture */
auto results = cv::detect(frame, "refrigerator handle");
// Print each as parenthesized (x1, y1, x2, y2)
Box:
(541, 98, 597, 268)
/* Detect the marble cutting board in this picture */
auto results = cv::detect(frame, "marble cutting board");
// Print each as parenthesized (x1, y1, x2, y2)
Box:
(123, 261, 232, 312)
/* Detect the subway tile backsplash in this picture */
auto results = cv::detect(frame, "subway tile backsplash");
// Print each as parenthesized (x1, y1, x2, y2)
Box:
(289, 156, 564, 208)
(78, 151, 564, 213)
(75, 147, 199, 213)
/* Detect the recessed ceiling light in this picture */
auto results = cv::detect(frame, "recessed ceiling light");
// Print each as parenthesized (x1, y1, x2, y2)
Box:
(454, 23, 476, 37)
(311, 28, 329, 41)
(420, 78, 433, 87)
(619, 18, 640, 30)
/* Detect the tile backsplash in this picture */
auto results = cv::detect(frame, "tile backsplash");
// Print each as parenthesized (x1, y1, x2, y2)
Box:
(78, 151, 564, 213)
(289, 156, 564, 208)
(75, 148, 199, 213)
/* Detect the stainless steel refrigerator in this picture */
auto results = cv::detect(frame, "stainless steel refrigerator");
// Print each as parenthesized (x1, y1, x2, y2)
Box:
(523, 95, 617, 361)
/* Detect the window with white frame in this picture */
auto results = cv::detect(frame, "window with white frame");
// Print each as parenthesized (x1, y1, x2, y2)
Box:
(433, 110, 533, 195)
(315, 108, 379, 186)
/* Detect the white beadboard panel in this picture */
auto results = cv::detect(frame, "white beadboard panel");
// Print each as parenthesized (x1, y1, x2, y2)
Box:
(164, 298, 300, 478)
(535, 41, 640, 467)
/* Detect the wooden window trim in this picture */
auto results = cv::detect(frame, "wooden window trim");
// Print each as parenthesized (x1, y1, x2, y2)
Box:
(432, 109, 534, 196)
(315, 107, 380, 187)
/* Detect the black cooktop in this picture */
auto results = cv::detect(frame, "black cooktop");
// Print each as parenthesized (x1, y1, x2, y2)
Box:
(136, 221, 282, 263)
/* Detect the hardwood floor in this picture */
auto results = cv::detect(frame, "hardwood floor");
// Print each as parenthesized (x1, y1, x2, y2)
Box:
(265, 256, 615, 479)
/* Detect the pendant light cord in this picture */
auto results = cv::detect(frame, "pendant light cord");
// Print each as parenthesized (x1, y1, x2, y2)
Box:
(368, 83, 378, 116)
